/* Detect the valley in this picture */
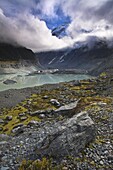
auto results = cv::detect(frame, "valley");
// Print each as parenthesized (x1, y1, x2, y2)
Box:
(0, 40, 113, 170)
(0, 1, 113, 170)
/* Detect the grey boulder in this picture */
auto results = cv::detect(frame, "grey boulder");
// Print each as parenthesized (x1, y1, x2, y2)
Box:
(55, 100, 80, 115)
(3, 79, 17, 85)
(35, 111, 95, 159)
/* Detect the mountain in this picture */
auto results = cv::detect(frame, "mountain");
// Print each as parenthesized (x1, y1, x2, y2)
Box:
(0, 43, 40, 73)
(0, 43, 36, 61)
(36, 39, 113, 76)
(52, 24, 92, 39)
(52, 24, 69, 38)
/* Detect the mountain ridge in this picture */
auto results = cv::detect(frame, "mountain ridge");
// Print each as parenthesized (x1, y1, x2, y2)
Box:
(0, 43, 41, 73)
(36, 39, 113, 76)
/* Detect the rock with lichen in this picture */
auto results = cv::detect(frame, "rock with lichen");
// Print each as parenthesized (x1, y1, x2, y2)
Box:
(35, 111, 95, 160)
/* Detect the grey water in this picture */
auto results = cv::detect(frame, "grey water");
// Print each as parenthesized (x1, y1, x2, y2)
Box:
(0, 73, 92, 91)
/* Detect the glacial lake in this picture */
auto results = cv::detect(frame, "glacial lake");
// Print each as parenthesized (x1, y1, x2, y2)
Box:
(0, 73, 92, 91)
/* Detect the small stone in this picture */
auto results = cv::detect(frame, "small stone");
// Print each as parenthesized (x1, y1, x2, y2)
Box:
(0, 119, 4, 124)
(12, 127, 24, 135)
(99, 160, 104, 165)
(28, 120, 39, 126)
(27, 101, 31, 105)
(20, 117, 28, 121)
(29, 110, 46, 116)
(20, 141, 24, 145)
(5, 95, 8, 98)
(73, 81, 81, 86)
(62, 167, 68, 170)
(13, 124, 24, 129)
(0, 141, 8, 145)
(0, 127, 3, 131)
(6, 116, 12, 121)
(42, 95, 49, 99)
(50, 99, 60, 107)
(18, 113, 26, 117)
(98, 102, 107, 106)
(108, 155, 113, 161)
(38, 114, 45, 119)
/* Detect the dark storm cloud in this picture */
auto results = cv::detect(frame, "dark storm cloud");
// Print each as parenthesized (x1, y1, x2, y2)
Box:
(63, 0, 113, 42)
(95, 0, 113, 23)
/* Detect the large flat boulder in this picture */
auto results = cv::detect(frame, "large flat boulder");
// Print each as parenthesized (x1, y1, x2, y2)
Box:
(55, 100, 80, 115)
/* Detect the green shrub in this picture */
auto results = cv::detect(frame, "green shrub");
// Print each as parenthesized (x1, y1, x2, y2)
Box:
(19, 158, 63, 170)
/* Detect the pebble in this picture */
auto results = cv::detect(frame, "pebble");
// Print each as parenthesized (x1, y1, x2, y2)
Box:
(20, 116, 28, 121)
(6, 116, 12, 121)
(42, 95, 49, 99)
(28, 120, 39, 126)
(62, 167, 68, 170)
(50, 99, 61, 107)
(18, 113, 26, 117)
(100, 160, 104, 165)
(13, 124, 24, 129)
(0, 127, 3, 131)
(0, 119, 4, 124)
(11, 127, 24, 135)
(108, 155, 113, 161)
(38, 114, 45, 119)
(29, 110, 46, 116)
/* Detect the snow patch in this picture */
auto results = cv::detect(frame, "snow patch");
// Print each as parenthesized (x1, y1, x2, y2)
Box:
(48, 57, 56, 65)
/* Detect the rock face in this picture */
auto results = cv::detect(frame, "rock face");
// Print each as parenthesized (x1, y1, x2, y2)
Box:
(0, 111, 95, 168)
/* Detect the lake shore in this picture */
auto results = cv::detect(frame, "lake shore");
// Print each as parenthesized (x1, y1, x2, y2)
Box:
(0, 82, 66, 109)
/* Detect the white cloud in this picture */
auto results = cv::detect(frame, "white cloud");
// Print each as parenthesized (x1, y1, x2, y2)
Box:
(61, 0, 113, 45)
(0, 9, 69, 52)
(0, 0, 113, 52)
(36, 0, 61, 18)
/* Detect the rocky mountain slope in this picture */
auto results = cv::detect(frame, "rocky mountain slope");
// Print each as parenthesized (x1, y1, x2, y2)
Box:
(36, 40, 113, 76)
(52, 24, 69, 38)
(0, 43, 40, 73)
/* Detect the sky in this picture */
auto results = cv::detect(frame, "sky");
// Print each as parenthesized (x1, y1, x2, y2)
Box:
(0, 0, 113, 52)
